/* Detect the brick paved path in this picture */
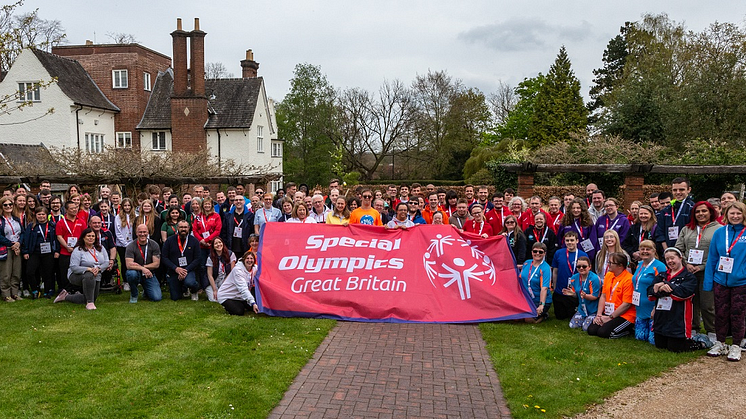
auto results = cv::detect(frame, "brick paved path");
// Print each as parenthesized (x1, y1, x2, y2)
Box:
(269, 322, 511, 418)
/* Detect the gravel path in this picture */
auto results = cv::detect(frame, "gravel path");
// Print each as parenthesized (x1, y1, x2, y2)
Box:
(575, 356, 746, 418)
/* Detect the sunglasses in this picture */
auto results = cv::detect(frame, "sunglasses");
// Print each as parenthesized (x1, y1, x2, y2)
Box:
(505, 221, 516, 224)
(532, 250, 545, 254)
(2, 203, 13, 207)
(577, 265, 589, 269)
(362, 195, 372, 199)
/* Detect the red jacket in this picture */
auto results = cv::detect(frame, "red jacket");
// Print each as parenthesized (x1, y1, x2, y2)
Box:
(192, 212, 222, 249)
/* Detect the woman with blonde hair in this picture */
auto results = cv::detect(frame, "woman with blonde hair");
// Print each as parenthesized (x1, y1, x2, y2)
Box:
(595, 230, 629, 278)
(114, 198, 136, 284)
(134, 198, 162, 244)
(326, 196, 350, 225)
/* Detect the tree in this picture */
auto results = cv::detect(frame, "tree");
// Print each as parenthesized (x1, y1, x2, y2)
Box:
(205, 62, 234, 79)
(587, 23, 630, 126)
(488, 80, 516, 126)
(491, 74, 545, 142)
(0, 2, 66, 73)
(440, 87, 491, 179)
(276, 63, 338, 187)
(106, 32, 138, 44)
(336, 79, 415, 181)
(527, 46, 587, 148)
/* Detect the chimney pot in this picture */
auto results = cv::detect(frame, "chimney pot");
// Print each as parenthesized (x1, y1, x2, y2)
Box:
(246, 49, 253, 60)
(177, 18, 182, 31)
(194, 18, 200, 31)
(85, 40, 93, 46)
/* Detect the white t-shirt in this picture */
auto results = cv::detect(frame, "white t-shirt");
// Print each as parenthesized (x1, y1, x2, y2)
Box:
(205, 251, 237, 289)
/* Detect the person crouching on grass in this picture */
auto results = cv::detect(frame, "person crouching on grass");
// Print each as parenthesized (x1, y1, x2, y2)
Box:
(217, 251, 259, 316)
(566, 256, 600, 331)
(520, 242, 551, 323)
(647, 247, 701, 352)
(588, 252, 635, 339)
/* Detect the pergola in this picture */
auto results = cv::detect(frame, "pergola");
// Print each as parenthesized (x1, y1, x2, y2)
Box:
(500, 163, 746, 209)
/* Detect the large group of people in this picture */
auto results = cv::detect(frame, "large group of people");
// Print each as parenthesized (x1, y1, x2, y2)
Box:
(1, 178, 744, 360)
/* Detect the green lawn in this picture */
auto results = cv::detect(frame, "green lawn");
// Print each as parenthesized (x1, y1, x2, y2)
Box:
(0, 293, 335, 419)
(480, 318, 702, 418)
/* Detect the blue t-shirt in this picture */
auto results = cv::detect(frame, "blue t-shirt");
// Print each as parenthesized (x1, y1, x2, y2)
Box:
(520, 261, 552, 307)
(569, 271, 601, 317)
(551, 248, 588, 291)
(632, 258, 667, 320)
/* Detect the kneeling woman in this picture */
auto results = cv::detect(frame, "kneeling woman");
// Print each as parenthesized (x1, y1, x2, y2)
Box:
(588, 252, 636, 338)
(566, 256, 601, 331)
(54, 228, 109, 310)
(520, 242, 552, 323)
(217, 251, 260, 316)
(647, 248, 699, 352)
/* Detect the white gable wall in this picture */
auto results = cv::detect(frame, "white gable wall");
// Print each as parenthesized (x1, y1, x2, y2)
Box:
(0, 49, 116, 151)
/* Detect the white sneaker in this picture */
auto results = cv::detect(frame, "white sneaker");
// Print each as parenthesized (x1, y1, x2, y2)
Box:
(708, 341, 728, 357)
(22, 290, 31, 298)
(728, 344, 742, 362)
(708, 333, 717, 344)
(191, 292, 199, 301)
(123, 283, 130, 291)
(740, 338, 746, 351)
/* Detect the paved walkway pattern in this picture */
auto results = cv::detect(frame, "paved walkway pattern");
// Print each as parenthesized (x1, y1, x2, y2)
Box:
(269, 322, 511, 418)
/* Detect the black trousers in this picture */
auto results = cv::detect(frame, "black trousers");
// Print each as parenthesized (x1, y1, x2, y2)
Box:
(654, 333, 699, 353)
(221, 299, 253, 316)
(552, 291, 578, 320)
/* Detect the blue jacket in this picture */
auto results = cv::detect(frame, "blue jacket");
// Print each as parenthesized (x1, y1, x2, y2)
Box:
(654, 198, 694, 248)
(161, 234, 201, 275)
(704, 224, 746, 290)
(22, 221, 59, 255)
(220, 209, 255, 253)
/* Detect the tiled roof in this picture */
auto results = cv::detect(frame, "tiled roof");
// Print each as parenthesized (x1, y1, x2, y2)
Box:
(31, 49, 119, 112)
(137, 69, 173, 130)
(0, 142, 58, 171)
(136, 72, 262, 130)
(205, 77, 263, 129)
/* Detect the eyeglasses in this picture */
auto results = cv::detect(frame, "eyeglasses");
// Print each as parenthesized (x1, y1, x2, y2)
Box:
(505, 221, 516, 224)
(576, 265, 589, 269)
(532, 250, 545, 254)
(362, 195, 372, 199)
(2, 203, 12, 207)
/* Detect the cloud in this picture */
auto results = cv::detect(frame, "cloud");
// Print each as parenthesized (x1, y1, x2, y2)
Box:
(458, 18, 593, 51)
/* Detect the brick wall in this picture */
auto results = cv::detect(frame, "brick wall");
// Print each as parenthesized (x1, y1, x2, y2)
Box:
(171, 97, 208, 152)
(52, 44, 172, 150)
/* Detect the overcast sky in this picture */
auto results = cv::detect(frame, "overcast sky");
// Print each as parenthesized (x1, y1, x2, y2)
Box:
(21, 1, 746, 103)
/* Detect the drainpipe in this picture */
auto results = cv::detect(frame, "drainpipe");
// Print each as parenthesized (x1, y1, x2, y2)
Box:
(217, 129, 221, 171)
(75, 105, 83, 150)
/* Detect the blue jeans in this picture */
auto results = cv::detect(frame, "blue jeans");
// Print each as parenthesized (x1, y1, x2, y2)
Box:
(167, 271, 199, 301)
(125, 269, 163, 302)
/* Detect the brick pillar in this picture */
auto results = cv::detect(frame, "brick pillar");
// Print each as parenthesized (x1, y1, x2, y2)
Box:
(623, 174, 645, 211)
(517, 174, 534, 199)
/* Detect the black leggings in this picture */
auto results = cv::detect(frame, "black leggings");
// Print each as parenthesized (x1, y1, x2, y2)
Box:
(654, 334, 699, 353)
(587, 317, 634, 339)
(221, 299, 254, 316)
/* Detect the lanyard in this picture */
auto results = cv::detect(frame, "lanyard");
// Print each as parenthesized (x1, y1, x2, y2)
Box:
(169, 224, 177, 236)
(263, 207, 270, 223)
(535, 227, 548, 243)
(137, 242, 148, 261)
(566, 249, 578, 274)
(574, 220, 585, 239)
(4, 217, 14, 235)
(553, 213, 561, 226)
(605, 215, 620, 232)
(199, 216, 207, 231)
(88, 249, 98, 262)
(234, 214, 243, 228)
(639, 228, 646, 244)
(177, 235, 186, 257)
(633, 260, 652, 290)
(38, 222, 49, 241)
(671, 202, 685, 224)
(527, 263, 541, 297)
(62, 217, 75, 235)
(695, 226, 703, 248)
(456, 216, 463, 229)
(473, 220, 484, 235)
(726, 225, 746, 256)
(608, 274, 621, 302)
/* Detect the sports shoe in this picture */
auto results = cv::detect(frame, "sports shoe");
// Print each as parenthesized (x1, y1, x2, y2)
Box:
(22, 290, 30, 298)
(123, 283, 130, 291)
(707, 341, 728, 357)
(12, 295, 23, 300)
(3, 296, 14, 303)
(53, 290, 68, 303)
(182, 291, 191, 298)
(191, 291, 199, 301)
(129, 296, 138, 304)
(740, 338, 746, 351)
(728, 344, 742, 361)
(85, 302, 97, 310)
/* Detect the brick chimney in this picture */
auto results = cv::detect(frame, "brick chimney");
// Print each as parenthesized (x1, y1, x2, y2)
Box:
(241, 49, 259, 78)
(189, 18, 206, 96)
(171, 18, 189, 96)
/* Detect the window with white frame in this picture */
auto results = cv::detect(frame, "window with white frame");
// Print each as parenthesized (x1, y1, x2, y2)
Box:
(85, 133, 105, 154)
(116, 132, 132, 148)
(144, 72, 151, 91)
(152, 132, 167, 150)
(270, 180, 282, 193)
(112, 69, 128, 88)
(257, 125, 264, 153)
(271, 140, 282, 158)
(17, 82, 40, 102)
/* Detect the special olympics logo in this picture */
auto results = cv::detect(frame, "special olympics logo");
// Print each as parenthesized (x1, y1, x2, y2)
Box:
(423, 234, 496, 300)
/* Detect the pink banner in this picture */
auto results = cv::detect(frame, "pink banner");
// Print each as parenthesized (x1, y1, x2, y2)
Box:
(256, 223, 536, 323)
